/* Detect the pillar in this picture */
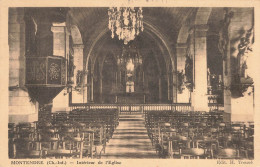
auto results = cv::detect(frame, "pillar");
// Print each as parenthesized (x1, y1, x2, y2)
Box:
(119, 71, 122, 86)
(159, 75, 162, 102)
(67, 44, 85, 104)
(115, 71, 118, 88)
(142, 71, 145, 84)
(51, 23, 67, 57)
(9, 8, 38, 123)
(190, 25, 209, 111)
(100, 74, 103, 103)
(172, 71, 177, 103)
(223, 37, 231, 121)
(90, 73, 94, 102)
(51, 23, 71, 111)
(176, 43, 190, 103)
(83, 71, 88, 103)
(167, 74, 170, 101)
(51, 25, 70, 109)
(73, 44, 84, 87)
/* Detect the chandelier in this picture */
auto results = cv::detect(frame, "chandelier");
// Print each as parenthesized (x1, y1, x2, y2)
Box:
(108, 7, 144, 45)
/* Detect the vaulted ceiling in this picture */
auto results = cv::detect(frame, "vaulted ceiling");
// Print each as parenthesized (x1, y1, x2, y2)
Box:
(68, 7, 198, 74)
(68, 7, 197, 45)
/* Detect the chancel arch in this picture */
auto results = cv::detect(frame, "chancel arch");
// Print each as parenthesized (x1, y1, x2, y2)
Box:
(82, 19, 176, 103)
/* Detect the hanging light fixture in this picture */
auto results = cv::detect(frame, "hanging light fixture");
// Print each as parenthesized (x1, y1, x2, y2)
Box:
(108, 7, 144, 45)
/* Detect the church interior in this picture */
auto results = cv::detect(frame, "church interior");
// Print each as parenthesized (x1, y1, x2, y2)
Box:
(8, 7, 255, 159)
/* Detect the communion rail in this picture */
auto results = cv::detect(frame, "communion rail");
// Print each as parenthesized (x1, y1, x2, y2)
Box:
(69, 103, 224, 112)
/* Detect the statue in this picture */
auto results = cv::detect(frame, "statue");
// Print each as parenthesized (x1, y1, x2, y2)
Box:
(237, 28, 253, 78)
(207, 68, 211, 86)
(68, 53, 75, 84)
(25, 16, 38, 55)
(207, 68, 213, 95)
(76, 70, 83, 87)
(184, 48, 193, 91)
(177, 70, 185, 94)
(218, 8, 233, 61)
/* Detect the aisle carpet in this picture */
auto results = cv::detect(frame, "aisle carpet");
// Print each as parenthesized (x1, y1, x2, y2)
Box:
(102, 113, 158, 159)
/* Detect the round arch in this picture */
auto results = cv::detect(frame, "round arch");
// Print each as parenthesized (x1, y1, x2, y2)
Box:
(177, 8, 212, 44)
(83, 19, 175, 76)
(70, 25, 83, 45)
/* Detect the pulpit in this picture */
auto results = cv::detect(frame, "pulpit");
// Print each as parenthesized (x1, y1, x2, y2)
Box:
(25, 56, 66, 104)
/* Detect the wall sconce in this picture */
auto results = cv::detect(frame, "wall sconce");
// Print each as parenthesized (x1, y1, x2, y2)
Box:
(67, 86, 72, 93)
(217, 82, 231, 91)
(64, 86, 72, 96)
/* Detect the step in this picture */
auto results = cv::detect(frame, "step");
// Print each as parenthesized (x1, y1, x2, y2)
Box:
(119, 114, 144, 121)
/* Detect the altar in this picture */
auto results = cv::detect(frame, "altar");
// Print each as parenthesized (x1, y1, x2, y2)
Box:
(116, 92, 146, 104)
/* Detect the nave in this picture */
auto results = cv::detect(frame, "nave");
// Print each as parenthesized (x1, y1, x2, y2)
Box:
(9, 108, 254, 159)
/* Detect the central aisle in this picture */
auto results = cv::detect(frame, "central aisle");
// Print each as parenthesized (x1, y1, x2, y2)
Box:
(102, 113, 158, 159)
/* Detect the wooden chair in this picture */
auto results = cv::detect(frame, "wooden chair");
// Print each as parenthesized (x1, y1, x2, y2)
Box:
(45, 126, 83, 159)
(180, 148, 206, 159)
(216, 148, 239, 159)
(81, 128, 95, 158)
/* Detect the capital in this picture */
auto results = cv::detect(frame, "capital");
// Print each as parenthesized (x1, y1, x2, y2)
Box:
(51, 26, 66, 33)
(52, 22, 66, 26)
(73, 44, 84, 50)
(189, 24, 209, 38)
(176, 43, 187, 49)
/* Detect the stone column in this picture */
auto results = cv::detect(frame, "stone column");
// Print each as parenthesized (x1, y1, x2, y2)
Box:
(159, 75, 162, 102)
(223, 38, 231, 121)
(142, 71, 145, 84)
(51, 23, 66, 57)
(83, 71, 88, 103)
(9, 8, 26, 87)
(119, 71, 122, 86)
(73, 44, 84, 87)
(167, 74, 170, 101)
(51, 23, 71, 111)
(9, 8, 38, 123)
(70, 44, 84, 103)
(35, 20, 53, 57)
(176, 43, 190, 103)
(90, 73, 94, 102)
(190, 25, 209, 111)
(172, 71, 177, 103)
(100, 74, 103, 103)
(115, 72, 118, 88)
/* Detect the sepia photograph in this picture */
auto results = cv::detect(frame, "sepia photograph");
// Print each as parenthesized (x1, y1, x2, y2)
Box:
(1, 0, 260, 166)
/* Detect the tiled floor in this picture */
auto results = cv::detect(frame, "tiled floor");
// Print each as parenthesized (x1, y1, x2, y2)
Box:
(102, 113, 158, 159)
